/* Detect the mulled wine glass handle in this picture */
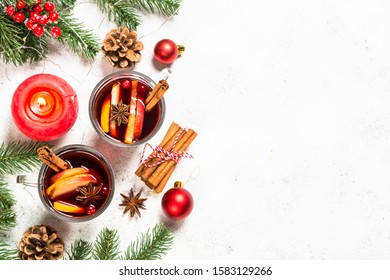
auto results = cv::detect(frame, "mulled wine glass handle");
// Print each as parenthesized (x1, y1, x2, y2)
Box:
(16, 175, 38, 188)
(158, 67, 172, 81)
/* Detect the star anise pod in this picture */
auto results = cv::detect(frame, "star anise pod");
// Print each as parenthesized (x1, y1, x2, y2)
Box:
(76, 182, 103, 205)
(110, 99, 130, 126)
(119, 188, 147, 218)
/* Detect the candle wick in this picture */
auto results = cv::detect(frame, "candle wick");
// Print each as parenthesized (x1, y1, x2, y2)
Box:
(37, 97, 47, 108)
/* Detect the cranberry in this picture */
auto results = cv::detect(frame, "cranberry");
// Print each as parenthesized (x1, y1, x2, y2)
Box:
(13, 12, 25, 23)
(121, 80, 131, 89)
(15, 0, 26, 9)
(44, 2, 55, 12)
(48, 11, 59, 22)
(29, 11, 40, 22)
(38, 15, 49, 25)
(51, 26, 62, 38)
(33, 25, 44, 37)
(101, 185, 110, 196)
(86, 204, 96, 215)
(32, 4, 43, 13)
(5, 6, 15, 16)
(26, 19, 36, 30)
(137, 82, 150, 95)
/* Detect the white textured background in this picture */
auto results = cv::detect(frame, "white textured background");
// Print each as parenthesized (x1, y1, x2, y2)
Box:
(1, 0, 390, 260)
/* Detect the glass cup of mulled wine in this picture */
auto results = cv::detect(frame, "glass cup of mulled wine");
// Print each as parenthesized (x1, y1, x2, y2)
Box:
(89, 70, 166, 147)
(37, 144, 115, 222)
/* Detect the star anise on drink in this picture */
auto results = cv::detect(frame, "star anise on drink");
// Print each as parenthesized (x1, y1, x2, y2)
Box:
(119, 188, 147, 218)
(110, 99, 130, 126)
(76, 182, 103, 205)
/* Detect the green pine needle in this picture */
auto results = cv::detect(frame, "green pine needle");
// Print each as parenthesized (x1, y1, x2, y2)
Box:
(93, 0, 141, 30)
(130, 0, 181, 16)
(23, 31, 49, 63)
(92, 228, 121, 260)
(0, 240, 19, 260)
(0, 181, 16, 232)
(121, 223, 174, 260)
(65, 239, 93, 260)
(0, 181, 15, 210)
(0, 208, 16, 233)
(56, 13, 100, 60)
(0, 14, 26, 66)
(0, 141, 47, 176)
(52, 0, 77, 10)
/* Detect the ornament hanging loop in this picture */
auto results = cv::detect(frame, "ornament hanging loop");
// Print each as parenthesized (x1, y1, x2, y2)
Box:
(159, 67, 172, 81)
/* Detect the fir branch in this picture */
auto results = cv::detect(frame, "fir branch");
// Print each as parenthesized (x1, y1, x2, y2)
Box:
(93, 0, 141, 30)
(23, 31, 49, 63)
(0, 181, 16, 233)
(92, 228, 121, 260)
(14, 0, 35, 5)
(0, 240, 19, 260)
(0, 209, 16, 233)
(65, 239, 93, 260)
(130, 0, 181, 16)
(56, 13, 100, 60)
(0, 181, 15, 210)
(121, 223, 174, 260)
(0, 141, 47, 176)
(0, 14, 26, 66)
(52, 0, 77, 10)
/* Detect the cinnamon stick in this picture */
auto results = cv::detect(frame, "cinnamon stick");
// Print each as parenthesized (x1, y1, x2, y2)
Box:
(146, 129, 197, 191)
(145, 80, 169, 112)
(37, 146, 70, 172)
(135, 122, 181, 177)
(153, 164, 175, 193)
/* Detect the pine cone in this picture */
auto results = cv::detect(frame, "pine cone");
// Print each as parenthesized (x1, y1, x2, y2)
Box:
(18, 225, 65, 260)
(102, 27, 144, 68)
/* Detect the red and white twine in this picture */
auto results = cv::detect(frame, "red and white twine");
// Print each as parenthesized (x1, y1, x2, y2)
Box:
(139, 128, 193, 168)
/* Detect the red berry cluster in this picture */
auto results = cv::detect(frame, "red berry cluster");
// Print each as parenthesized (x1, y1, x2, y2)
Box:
(5, 0, 62, 38)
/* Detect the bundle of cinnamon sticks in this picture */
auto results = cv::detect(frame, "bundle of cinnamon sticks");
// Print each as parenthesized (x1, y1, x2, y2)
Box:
(135, 122, 197, 193)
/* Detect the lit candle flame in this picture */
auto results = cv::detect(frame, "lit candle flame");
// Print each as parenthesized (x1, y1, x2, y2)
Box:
(37, 96, 47, 108)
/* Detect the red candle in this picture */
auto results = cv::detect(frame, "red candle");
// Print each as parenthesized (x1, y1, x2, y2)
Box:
(11, 74, 79, 141)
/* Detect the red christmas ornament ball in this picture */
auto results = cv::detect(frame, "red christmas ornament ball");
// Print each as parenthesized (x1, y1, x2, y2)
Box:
(154, 39, 180, 64)
(161, 182, 194, 220)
